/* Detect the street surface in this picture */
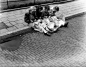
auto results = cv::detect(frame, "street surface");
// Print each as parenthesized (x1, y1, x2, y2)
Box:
(0, 13, 86, 67)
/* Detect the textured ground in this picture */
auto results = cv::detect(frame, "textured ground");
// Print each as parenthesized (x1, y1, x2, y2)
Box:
(0, 14, 86, 67)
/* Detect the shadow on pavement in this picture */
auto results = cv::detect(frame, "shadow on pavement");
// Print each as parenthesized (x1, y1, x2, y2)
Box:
(0, 28, 37, 51)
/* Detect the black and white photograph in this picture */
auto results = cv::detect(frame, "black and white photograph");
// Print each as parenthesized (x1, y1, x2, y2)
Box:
(0, 0, 86, 67)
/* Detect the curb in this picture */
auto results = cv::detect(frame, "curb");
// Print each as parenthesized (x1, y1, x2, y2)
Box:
(0, 12, 85, 43)
(65, 12, 85, 20)
(0, 26, 30, 43)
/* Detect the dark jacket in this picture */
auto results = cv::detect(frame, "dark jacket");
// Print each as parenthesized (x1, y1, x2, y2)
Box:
(24, 12, 35, 24)
(36, 5, 43, 19)
(36, 10, 42, 19)
(32, 11, 37, 20)
(41, 11, 49, 18)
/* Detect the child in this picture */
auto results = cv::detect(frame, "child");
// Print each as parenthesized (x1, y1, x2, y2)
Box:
(53, 6, 69, 27)
(24, 6, 36, 24)
(24, 9, 35, 24)
(33, 19, 51, 36)
(41, 5, 50, 18)
(36, 5, 43, 19)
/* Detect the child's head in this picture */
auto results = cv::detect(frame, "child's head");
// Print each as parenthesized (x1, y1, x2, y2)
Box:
(54, 6, 59, 11)
(52, 6, 59, 14)
(29, 6, 36, 11)
(44, 5, 50, 11)
(37, 5, 43, 12)
(49, 9, 54, 16)
(29, 9, 32, 14)
(33, 6, 36, 11)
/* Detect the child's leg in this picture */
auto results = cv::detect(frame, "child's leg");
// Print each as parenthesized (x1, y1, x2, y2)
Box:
(32, 21, 42, 32)
(47, 22, 55, 31)
(58, 20, 65, 26)
(41, 26, 48, 33)
(50, 16, 60, 29)
(40, 23, 49, 33)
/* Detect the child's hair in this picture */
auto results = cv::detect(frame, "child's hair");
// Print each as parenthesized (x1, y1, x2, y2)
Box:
(44, 5, 50, 11)
(32, 6, 36, 11)
(36, 5, 43, 11)
(29, 9, 32, 14)
(54, 6, 59, 11)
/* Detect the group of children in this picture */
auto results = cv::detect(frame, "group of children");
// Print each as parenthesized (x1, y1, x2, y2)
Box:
(24, 5, 68, 36)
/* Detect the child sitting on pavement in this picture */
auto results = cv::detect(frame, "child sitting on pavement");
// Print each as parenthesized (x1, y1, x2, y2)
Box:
(53, 6, 68, 27)
(30, 5, 51, 35)
(24, 6, 37, 25)
(24, 5, 69, 36)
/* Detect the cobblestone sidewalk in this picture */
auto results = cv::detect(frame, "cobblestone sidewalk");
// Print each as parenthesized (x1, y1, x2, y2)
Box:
(0, 0, 86, 41)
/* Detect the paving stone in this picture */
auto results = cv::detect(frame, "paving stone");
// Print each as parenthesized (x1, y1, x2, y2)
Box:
(0, 17, 8, 22)
(22, 22, 28, 26)
(14, 10, 22, 15)
(21, 9, 28, 14)
(10, 21, 17, 25)
(25, 9, 29, 12)
(16, 16, 24, 20)
(7, 11, 16, 17)
(3, 20, 10, 23)
(7, 26, 17, 31)
(16, 19, 24, 24)
(0, 29, 8, 34)
(0, 12, 8, 18)
(0, 58, 5, 64)
(0, 14, 3, 19)
(15, 14, 22, 18)
(14, 23, 25, 29)
(7, 16, 17, 22)
(15, 15, 24, 21)
(5, 22, 13, 27)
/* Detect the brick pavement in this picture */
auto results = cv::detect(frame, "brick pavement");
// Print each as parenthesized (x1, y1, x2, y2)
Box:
(0, 13, 86, 66)
(0, 0, 86, 41)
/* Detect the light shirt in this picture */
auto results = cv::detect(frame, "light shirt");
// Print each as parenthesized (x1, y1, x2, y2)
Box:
(55, 11, 65, 20)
